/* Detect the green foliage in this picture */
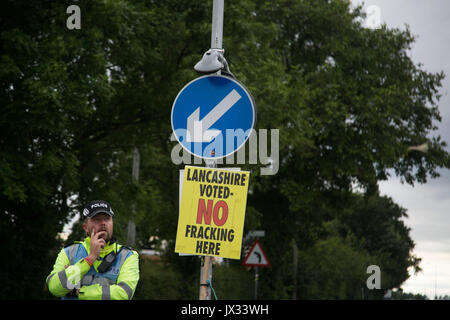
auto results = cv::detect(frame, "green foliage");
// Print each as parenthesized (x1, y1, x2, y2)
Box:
(134, 258, 254, 300)
(392, 289, 429, 300)
(212, 262, 255, 300)
(1, 0, 449, 299)
(343, 194, 422, 288)
(294, 193, 420, 299)
(134, 258, 197, 300)
(298, 236, 371, 299)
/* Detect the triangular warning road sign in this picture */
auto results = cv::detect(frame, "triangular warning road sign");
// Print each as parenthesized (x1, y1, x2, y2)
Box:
(242, 240, 270, 267)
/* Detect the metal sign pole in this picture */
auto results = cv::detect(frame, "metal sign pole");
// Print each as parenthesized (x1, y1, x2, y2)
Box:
(199, 156, 216, 300)
(211, 0, 224, 49)
(254, 267, 259, 300)
(127, 147, 139, 247)
(199, 256, 213, 300)
(199, 0, 224, 300)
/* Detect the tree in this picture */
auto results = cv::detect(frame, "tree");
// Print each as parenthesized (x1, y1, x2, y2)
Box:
(1, 0, 84, 298)
(1, 0, 227, 299)
(0, 0, 206, 298)
(344, 194, 421, 294)
(392, 289, 428, 300)
(297, 235, 371, 299)
(248, 0, 449, 298)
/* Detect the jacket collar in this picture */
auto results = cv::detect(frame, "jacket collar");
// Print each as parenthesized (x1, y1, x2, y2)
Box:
(83, 236, 118, 254)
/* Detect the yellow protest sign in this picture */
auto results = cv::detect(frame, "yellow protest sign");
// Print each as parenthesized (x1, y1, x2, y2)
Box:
(175, 166, 250, 259)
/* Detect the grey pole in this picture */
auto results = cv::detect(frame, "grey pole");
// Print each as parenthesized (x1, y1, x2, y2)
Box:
(199, 0, 224, 301)
(127, 147, 139, 247)
(292, 239, 298, 300)
(194, 0, 226, 74)
(211, 0, 224, 49)
(254, 267, 259, 300)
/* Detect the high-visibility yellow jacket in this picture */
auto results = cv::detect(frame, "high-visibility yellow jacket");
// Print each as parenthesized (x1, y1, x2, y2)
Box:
(46, 237, 139, 300)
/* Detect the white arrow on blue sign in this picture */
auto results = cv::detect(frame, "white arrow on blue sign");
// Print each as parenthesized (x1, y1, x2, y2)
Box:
(171, 75, 256, 160)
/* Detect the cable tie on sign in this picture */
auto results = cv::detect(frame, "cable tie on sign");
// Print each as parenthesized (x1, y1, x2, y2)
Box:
(206, 279, 218, 300)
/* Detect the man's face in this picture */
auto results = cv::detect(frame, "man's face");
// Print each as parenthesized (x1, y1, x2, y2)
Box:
(83, 213, 114, 242)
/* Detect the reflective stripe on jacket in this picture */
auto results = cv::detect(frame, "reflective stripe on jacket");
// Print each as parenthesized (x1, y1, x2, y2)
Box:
(46, 237, 139, 300)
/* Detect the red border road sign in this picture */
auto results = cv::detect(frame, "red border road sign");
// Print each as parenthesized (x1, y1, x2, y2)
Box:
(242, 239, 270, 267)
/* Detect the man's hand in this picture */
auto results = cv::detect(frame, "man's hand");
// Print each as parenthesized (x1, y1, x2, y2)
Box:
(88, 230, 107, 262)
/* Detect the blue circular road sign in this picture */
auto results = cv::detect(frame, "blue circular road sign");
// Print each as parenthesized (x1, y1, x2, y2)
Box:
(171, 75, 256, 160)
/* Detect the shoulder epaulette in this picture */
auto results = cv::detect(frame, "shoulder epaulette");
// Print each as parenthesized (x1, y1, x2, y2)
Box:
(64, 241, 82, 249)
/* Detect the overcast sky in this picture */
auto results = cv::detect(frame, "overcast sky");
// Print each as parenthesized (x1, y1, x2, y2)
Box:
(351, 0, 450, 298)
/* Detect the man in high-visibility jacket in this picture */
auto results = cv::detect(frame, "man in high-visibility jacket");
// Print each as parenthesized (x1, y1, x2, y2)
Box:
(46, 200, 139, 300)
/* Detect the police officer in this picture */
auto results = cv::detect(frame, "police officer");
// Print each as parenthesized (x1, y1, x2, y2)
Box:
(46, 200, 139, 300)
